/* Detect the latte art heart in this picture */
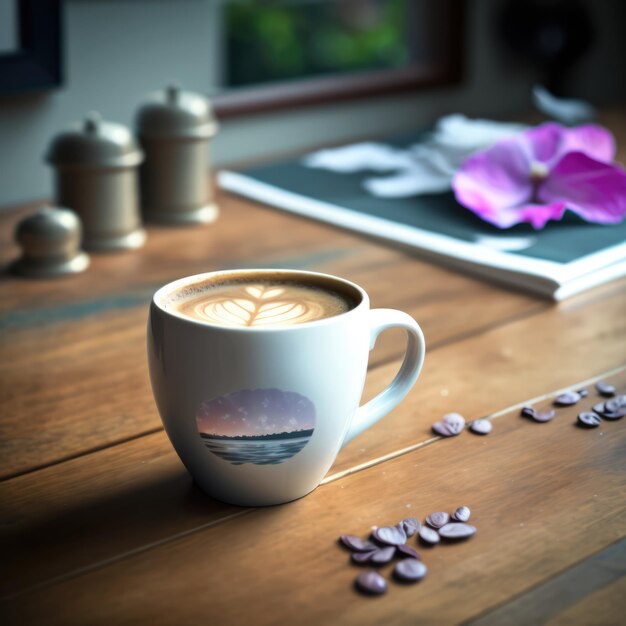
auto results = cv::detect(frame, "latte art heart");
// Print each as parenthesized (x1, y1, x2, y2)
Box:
(199, 289, 327, 327)
(174, 281, 355, 327)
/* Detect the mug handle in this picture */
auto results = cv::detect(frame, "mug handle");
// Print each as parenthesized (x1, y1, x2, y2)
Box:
(341, 309, 426, 447)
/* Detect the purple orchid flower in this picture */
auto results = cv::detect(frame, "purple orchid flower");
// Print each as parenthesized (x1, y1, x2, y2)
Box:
(452, 122, 626, 229)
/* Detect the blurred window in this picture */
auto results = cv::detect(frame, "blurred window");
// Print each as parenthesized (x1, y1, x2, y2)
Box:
(215, 0, 464, 118)
(226, 0, 420, 87)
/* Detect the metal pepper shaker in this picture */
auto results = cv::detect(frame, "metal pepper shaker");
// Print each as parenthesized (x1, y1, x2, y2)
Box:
(45, 112, 146, 251)
(12, 206, 90, 277)
(135, 85, 219, 224)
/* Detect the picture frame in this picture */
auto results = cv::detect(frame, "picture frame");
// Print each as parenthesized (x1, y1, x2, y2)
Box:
(0, 0, 62, 96)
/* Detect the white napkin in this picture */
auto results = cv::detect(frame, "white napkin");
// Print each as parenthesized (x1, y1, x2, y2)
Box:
(303, 114, 527, 198)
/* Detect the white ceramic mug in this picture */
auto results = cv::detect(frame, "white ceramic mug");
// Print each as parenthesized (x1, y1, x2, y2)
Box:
(148, 269, 425, 506)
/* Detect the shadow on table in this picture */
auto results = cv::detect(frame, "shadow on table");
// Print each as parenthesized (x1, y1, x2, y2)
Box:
(1, 464, 262, 599)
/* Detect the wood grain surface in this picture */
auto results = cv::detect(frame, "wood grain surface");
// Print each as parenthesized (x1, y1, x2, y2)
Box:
(1, 284, 624, 596)
(2, 371, 625, 625)
(1, 116, 626, 624)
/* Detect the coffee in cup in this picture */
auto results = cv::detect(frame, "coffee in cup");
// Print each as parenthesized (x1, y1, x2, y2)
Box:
(164, 272, 359, 327)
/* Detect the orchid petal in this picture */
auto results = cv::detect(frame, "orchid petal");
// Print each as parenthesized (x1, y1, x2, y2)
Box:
(516, 202, 567, 229)
(452, 139, 532, 226)
(476, 201, 565, 229)
(540, 152, 626, 224)
(519, 123, 616, 168)
(561, 125, 616, 164)
(522, 123, 566, 165)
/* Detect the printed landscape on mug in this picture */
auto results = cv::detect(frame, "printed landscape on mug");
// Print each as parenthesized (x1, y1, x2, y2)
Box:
(196, 388, 316, 465)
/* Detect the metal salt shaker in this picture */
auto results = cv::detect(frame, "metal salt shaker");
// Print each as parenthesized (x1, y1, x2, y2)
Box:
(12, 206, 90, 277)
(45, 112, 146, 251)
(135, 85, 219, 224)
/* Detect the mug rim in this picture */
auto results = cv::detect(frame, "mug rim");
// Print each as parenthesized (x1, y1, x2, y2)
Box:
(151, 268, 369, 332)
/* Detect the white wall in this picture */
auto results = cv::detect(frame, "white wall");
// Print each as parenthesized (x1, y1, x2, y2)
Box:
(0, 0, 219, 207)
(0, 0, 622, 207)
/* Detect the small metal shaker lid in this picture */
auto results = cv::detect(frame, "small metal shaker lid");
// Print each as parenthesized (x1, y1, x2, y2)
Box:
(136, 85, 218, 139)
(12, 207, 90, 277)
(45, 112, 143, 169)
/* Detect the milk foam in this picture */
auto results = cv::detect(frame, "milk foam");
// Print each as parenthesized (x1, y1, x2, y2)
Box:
(174, 281, 354, 327)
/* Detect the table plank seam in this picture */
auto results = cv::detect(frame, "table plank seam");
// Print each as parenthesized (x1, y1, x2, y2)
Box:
(321, 363, 626, 485)
(0, 426, 163, 483)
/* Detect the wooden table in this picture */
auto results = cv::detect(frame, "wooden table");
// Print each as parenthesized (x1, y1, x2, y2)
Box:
(1, 137, 625, 624)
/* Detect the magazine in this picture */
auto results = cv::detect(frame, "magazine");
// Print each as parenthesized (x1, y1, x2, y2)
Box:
(217, 132, 626, 300)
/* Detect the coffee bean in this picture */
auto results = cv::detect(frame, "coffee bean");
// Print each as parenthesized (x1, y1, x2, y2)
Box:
(577, 388, 589, 398)
(554, 391, 581, 406)
(394, 559, 428, 582)
(604, 398, 623, 413)
(469, 419, 492, 435)
(577, 412, 601, 428)
(592, 402, 607, 415)
(520, 406, 536, 419)
(425, 512, 450, 529)
(591, 401, 625, 419)
(443, 412, 466, 435)
(532, 410, 556, 423)
(395, 522, 408, 537)
(372, 525, 406, 546)
(439, 523, 477, 540)
(355, 571, 387, 595)
(370, 546, 396, 565)
(601, 409, 625, 421)
(401, 517, 420, 537)
(432, 420, 457, 437)
(452, 506, 471, 522)
(397, 544, 420, 559)
(340, 535, 377, 552)
(596, 382, 616, 397)
(418, 526, 440, 545)
(351, 551, 376, 564)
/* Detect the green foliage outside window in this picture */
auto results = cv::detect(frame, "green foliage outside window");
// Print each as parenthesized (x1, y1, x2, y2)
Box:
(226, 0, 410, 87)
